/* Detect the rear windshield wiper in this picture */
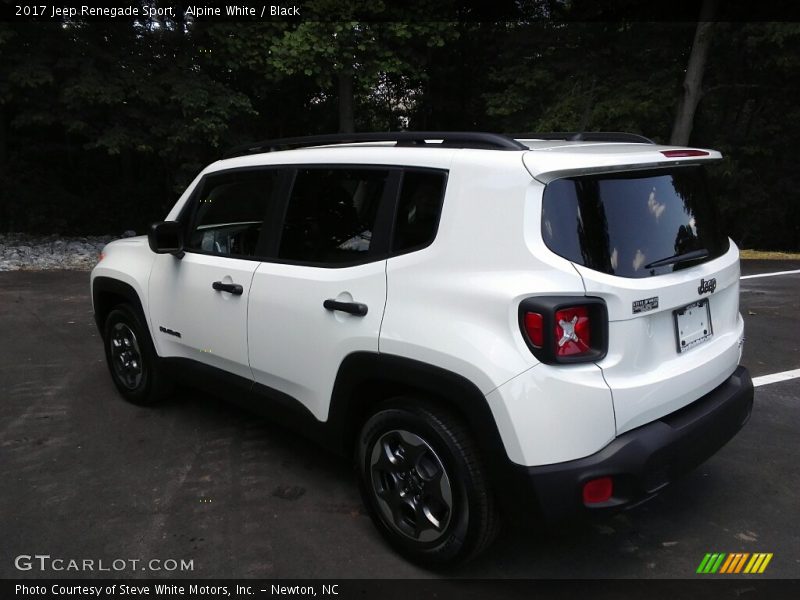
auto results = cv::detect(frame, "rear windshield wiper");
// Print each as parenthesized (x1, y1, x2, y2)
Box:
(644, 248, 710, 270)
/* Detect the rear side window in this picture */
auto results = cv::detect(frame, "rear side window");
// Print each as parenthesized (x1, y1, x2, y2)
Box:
(392, 170, 447, 253)
(541, 166, 729, 278)
(187, 169, 279, 257)
(278, 168, 389, 264)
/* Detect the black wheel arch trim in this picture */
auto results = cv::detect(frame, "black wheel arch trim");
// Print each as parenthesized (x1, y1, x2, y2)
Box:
(183, 350, 512, 474)
(92, 277, 148, 338)
(102, 342, 523, 518)
(327, 352, 520, 514)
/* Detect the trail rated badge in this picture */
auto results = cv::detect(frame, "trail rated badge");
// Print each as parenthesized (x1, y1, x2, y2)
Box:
(696, 552, 773, 574)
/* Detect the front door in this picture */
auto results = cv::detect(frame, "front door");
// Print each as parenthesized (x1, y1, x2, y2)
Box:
(148, 167, 282, 381)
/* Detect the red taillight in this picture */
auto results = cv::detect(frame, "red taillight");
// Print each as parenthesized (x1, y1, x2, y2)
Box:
(583, 477, 613, 504)
(660, 149, 709, 158)
(524, 312, 544, 347)
(554, 306, 591, 357)
(519, 296, 607, 364)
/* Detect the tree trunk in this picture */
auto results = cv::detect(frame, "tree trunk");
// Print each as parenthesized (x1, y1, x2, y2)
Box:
(0, 104, 7, 173)
(338, 71, 355, 133)
(670, 0, 717, 146)
(0, 104, 6, 230)
(577, 77, 597, 132)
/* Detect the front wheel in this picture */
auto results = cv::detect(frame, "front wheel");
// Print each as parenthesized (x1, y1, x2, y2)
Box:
(356, 400, 499, 567)
(103, 304, 171, 405)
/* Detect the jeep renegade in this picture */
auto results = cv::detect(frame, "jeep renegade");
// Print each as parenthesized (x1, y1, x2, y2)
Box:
(91, 132, 754, 565)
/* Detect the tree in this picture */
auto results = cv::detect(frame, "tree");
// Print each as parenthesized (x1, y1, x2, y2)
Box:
(483, 21, 691, 140)
(2, 9, 799, 250)
(267, 1, 455, 132)
(670, 0, 717, 145)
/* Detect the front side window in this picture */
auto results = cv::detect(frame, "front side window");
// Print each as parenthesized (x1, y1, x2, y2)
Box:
(187, 169, 279, 257)
(542, 166, 729, 278)
(278, 168, 389, 264)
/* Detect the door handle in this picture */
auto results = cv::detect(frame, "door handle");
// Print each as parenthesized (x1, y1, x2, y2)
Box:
(323, 299, 368, 316)
(212, 281, 244, 295)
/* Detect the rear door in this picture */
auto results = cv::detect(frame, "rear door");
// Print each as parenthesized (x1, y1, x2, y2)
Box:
(247, 167, 396, 421)
(540, 165, 743, 433)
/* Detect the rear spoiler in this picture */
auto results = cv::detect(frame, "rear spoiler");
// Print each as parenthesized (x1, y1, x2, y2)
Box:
(524, 147, 723, 184)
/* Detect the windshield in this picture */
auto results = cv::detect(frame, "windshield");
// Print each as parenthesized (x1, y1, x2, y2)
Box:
(541, 166, 729, 278)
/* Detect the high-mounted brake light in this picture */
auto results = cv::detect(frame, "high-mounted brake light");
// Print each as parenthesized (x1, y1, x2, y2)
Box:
(554, 306, 591, 357)
(660, 149, 709, 158)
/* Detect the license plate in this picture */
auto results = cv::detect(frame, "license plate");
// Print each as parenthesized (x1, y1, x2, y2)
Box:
(674, 299, 713, 353)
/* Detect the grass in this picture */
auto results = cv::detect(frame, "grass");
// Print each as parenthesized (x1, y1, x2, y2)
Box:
(740, 249, 800, 260)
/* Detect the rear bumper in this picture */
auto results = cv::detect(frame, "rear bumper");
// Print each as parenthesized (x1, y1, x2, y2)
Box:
(511, 366, 753, 521)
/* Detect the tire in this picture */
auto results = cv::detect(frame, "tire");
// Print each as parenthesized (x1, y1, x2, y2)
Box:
(356, 399, 500, 567)
(103, 304, 171, 405)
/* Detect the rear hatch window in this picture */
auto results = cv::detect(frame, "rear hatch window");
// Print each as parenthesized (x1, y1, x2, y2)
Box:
(541, 166, 729, 278)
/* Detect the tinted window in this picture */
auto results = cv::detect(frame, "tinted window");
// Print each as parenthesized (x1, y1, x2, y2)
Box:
(187, 170, 278, 257)
(542, 166, 729, 278)
(392, 171, 446, 253)
(278, 168, 388, 264)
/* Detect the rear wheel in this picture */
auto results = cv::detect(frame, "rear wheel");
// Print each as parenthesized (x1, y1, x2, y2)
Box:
(103, 304, 171, 405)
(356, 399, 499, 566)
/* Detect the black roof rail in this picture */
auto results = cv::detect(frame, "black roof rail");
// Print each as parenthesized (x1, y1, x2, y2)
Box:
(223, 131, 528, 158)
(509, 132, 656, 144)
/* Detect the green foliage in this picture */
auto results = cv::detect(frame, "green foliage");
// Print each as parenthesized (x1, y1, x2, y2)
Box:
(0, 14, 797, 249)
(482, 22, 692, 140)
(265, 1, 457, 131)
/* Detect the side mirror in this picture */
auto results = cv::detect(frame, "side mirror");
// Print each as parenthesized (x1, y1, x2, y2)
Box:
(148, 221, 185, 257)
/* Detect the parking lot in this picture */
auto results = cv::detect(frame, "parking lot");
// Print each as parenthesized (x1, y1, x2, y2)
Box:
(1, 262, 798, 579)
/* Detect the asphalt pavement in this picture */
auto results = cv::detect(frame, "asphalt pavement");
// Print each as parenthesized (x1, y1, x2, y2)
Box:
(1, 264, 798, 579)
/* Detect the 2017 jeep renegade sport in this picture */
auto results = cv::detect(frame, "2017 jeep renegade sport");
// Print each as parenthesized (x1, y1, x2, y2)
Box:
(91, 132, 754, 566)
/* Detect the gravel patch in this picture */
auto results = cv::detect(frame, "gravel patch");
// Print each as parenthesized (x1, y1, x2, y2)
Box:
(0, 231, 135, 271)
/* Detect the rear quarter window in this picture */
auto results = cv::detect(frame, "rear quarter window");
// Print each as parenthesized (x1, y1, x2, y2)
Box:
(392, 170, 447, 254)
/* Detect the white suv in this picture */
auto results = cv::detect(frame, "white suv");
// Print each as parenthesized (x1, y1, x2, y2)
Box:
(91, 132, 754, 566)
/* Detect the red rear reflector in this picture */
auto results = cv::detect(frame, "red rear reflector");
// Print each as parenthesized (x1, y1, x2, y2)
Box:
(554, 306, 591, 357)
(524, 312, 544, 347)
(583, 477, 613, 504)
(660, 149, 709, 158)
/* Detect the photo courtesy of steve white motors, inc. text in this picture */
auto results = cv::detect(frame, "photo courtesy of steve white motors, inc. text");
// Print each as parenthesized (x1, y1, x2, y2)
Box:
(14, 584, 339, 597)
(15, 4, 302, 18)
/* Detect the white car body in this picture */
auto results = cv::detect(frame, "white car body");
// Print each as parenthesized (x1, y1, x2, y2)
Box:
(92, 133, 753, 529)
